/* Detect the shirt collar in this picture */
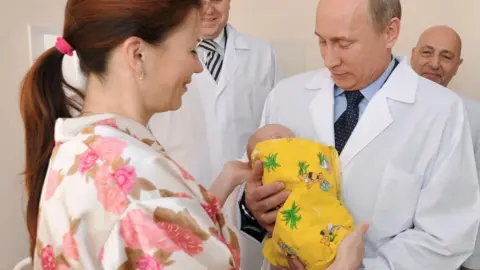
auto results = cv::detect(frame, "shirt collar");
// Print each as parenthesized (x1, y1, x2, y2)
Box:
(334, 56, 396, 101)
(212, 28, 226, 50)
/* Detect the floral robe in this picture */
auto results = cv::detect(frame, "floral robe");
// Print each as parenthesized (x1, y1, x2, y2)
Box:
(33, 114, 240, 270)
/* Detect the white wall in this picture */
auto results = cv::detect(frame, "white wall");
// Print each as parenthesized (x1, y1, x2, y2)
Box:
(230, 0, 480, 100)
(0, 0, 66, 268)
(0, 0, 479, 268)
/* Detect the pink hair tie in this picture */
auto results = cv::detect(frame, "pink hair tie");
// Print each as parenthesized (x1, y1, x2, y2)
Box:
(55, 37, 74, 56)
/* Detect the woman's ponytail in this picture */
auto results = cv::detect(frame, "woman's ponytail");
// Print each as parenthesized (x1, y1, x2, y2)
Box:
(19, 46, 83, 257)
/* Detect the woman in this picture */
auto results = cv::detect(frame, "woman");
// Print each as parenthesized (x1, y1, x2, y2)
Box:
(19, 0, 367, 269)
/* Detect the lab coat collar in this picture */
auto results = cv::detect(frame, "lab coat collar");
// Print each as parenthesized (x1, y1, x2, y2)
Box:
(307, 55, 419, 168)
(304, 55, 417, 104)
(215, 25, 249, 95)
(226, 24, 249, 50)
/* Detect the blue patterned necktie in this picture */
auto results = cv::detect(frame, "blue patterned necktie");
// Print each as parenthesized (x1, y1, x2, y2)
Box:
(334, 91, 364, 154)
(197, 39, 223, 82)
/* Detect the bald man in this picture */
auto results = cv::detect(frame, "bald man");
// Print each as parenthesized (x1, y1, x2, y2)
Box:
(411, 25, 463, 87)
(411, 25, 480, 270)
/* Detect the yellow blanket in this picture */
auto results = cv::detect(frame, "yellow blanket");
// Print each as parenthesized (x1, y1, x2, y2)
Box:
(251, 138, 355, 269)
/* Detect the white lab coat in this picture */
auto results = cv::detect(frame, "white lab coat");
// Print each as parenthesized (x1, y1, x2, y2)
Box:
(463, 98, 480, 270)
(246, 56, 480, 270)
(148, 24, 278, 270)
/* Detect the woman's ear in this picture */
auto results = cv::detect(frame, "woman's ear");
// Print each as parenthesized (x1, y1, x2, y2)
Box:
(122, 36, 146, 79)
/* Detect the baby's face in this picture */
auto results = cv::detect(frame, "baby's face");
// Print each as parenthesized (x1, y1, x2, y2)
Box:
(247, 125, 295, 160)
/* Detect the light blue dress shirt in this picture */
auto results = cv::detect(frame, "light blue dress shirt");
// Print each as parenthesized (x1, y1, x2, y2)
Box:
(334, 57, 397, 121)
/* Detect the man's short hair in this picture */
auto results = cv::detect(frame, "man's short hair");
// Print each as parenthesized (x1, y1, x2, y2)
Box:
(369, 0, 402, 32)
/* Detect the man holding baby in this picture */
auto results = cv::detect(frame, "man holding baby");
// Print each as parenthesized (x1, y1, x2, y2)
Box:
(237, 0, 480, 269)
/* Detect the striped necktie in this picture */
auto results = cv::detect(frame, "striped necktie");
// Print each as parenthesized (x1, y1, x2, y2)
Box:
(198, 39, 223, 82)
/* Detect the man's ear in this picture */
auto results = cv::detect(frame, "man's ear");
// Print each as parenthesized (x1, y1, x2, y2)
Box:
(385, 17, 401, 49)
(453, 57, 464, 76)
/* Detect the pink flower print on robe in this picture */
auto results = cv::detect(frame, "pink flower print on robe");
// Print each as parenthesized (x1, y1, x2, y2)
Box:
(45, 170, 63, 200)
(62, 230, 79, 260)
(120, 209, 180, 252)
(169, 158, 195, 181)
(113, 165, 136, 194)
(94, 164, 129, 215)
(201, 203, 216, 223)
(230, 245, 241, 270)
(156, 221, 204, 256)
(172, 192, 193, 199)
(213, 228, 240, 270)
(89, 137, 127, 164)
(99, 248, 104, 263)
(40, 245, 56, 270)
(200, 189, 222, 223)
(78, 149, 99, 174)
(136, 255, 164, 270)
(159, 190, 193, 199)
(93, 118, 119, 129)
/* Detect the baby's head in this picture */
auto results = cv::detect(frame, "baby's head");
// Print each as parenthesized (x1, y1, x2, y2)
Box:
(247, 124, 295, 161)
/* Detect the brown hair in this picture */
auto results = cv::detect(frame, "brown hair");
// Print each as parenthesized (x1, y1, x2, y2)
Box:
(368, 0, 402, 32)
(19, 0, 201, 258)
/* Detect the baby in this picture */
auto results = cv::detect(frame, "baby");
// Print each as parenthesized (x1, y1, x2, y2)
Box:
(247, 124, 355, 270)
(246, 124, 296, 161)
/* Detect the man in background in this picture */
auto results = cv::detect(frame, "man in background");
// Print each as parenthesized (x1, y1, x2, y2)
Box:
(410, 25, 463, 87)
(148, 0, 279, 269)
(411, 25, 480, 270)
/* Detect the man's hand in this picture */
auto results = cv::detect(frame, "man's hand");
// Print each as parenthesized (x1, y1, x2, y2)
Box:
(245, 160, 290, 232)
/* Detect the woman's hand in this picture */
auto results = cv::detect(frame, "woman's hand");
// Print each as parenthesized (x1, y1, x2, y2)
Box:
(219, 160, 251, 187)
(277, 222, 369, 270)
(209, 160, 251, 206)
(329, 222, 369, 270)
